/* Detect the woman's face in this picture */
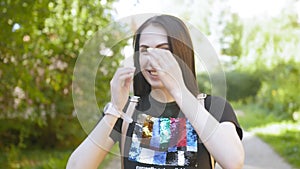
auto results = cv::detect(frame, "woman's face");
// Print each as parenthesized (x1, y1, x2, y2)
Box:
(139, 24, 170, 89)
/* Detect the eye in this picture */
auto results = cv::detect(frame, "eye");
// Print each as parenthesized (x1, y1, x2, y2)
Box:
(140, 47, 148, 53)
(159, 47, 170, 51)
(157, 44, 170, 51)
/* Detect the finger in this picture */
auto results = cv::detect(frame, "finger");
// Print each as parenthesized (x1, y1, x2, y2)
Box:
(146, 48, 164, 66)
(147, 48, 171, 68)
(148, 55, 162, 71)
(161, 50, 176, 64)
(119, 73, 134, 87)
(111, 72, 133, 90)
(118, 72, 134, 81)
(153, 48, 177, 67)
(113, 67, 135, 79)
(117, 67, 136, 74)
(111, 67, 135, 87)
(147, 52, 171, 76)
(155, 49, 181, 73)
(113, 71, 134, 86)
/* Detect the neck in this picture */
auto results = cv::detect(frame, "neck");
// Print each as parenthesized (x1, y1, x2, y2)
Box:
(150, 88, 175, 103)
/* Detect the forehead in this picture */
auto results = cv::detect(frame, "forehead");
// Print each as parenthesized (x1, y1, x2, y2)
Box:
(139, 24, 168, 45)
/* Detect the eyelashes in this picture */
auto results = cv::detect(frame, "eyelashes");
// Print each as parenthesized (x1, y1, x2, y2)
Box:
(140, 47, 148, 53)
(139, 47, 170, 53)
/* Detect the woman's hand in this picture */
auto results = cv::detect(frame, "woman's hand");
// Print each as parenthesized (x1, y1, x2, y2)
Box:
(110, 67, 135, 111)
(147, 48, 186, 97)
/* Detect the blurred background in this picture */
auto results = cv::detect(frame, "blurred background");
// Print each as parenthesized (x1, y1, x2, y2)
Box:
(0, 0, 299, 168)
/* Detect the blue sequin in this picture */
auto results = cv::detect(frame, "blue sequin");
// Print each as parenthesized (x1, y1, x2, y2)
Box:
(128, 114, 199, 167)
(186, 120, 197, 152)
(153, 151, 167, 165)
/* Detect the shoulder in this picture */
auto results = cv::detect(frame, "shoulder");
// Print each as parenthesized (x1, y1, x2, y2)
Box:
(205, 95, 243, 139)
(204, 95, 235, 124)
(204, 95, 232, 113)
(205, 95, 226, 104)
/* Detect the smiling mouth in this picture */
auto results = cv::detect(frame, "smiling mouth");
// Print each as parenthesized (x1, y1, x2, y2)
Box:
(147, 70, 158, 76)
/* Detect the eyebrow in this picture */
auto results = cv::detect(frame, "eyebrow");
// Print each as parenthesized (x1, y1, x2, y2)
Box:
(140, 43, 169, 48)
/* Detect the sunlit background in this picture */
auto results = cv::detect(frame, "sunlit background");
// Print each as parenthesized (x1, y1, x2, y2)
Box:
(0, 0, 299, 168)
(113, 0, 300, 59)
(113, 0, 299, 19)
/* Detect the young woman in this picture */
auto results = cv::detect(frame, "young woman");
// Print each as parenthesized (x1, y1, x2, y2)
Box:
(67, 14, 244, 169)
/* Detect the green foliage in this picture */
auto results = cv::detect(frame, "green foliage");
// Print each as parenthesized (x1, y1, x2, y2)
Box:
(197, 73, 211, 95)
(232, 4, 300, 119)
(220, 13, 243, 58)
(197, 70, 261, 101)
(233, 102, 281, 131)
(209, 1, 243, 59)
(0, 145, 120, 169)
(238, 11, 300, 71)
(256, 61, 300, 119)
(0, 0, 125, 149)
(225, 71, 261, 101)
(0, 147, 72, 169)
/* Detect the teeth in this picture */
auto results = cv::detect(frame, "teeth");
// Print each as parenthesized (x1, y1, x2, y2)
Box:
(151, 71, 158, 75)
(149, 70, 158, 76)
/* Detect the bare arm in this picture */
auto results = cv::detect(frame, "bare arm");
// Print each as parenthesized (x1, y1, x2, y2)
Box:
(66, 115, 118, 169)
(174, 89, 244, 169)
(67, 67, 135, 169)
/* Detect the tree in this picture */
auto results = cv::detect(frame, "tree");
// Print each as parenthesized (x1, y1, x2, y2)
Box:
(209, 0, 243, 59)
(0, 0, 126, 148)
(236, 1, 300, 119)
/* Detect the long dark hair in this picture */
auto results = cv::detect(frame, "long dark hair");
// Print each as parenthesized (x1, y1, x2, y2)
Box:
(133, 15, 199, 99)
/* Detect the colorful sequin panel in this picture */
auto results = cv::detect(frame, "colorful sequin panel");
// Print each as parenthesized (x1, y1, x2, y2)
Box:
(128, 114, 198, 167)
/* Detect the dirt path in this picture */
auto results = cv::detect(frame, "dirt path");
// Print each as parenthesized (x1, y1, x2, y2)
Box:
(234, 131, 292, 169)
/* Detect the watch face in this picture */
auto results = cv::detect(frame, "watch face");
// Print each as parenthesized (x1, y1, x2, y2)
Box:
(104, 102, 112, 112)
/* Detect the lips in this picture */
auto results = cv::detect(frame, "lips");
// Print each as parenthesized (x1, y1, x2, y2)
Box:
(145, 69, 159, 79)
(143, 68, 163, 86)
(148, 70, 158, 76)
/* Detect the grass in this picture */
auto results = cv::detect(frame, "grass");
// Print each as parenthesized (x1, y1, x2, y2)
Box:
(233, 102, 300, 169)
(0, 144, 120, 169)
(232, 102, 281, 130)
(0, 147, 72, 169)
(258, 130, 300, 169)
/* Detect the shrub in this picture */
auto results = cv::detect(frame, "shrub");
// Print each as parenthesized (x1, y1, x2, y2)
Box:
(197, 71, 261, 101)
(256, 60, 300, 119)
(225, 71, 261, 101)
(0, 117, 86, 150)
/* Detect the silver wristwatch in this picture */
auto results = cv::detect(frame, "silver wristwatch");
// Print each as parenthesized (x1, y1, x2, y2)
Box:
(103, 102, 133, 123)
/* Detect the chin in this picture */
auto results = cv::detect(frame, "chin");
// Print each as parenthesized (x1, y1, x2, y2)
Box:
(149, 82, 164, 89)
(144, 77, 164, 89)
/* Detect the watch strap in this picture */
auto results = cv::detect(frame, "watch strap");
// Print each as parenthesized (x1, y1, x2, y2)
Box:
(104, 102, 133, 123)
